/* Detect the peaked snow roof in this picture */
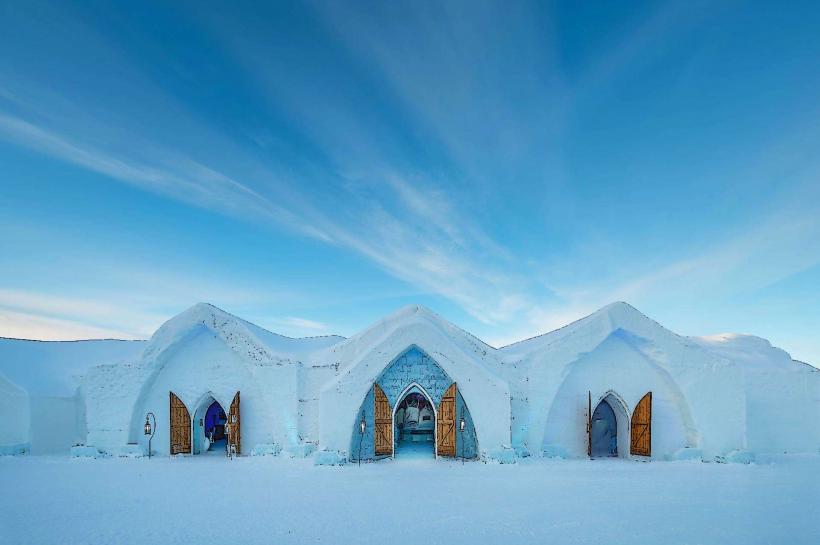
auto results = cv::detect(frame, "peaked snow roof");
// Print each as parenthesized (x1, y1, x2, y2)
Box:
(500, 302, 681, 361)
(322, 304, 503, 372)
(141, 303, 345, 368)
(499, 301, 816, 373)
(317, 304, 511, 453)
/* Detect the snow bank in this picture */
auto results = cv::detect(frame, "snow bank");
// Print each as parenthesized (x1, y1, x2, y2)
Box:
(3, 456, 819, 544)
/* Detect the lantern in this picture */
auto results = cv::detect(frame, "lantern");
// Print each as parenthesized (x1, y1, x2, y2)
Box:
(459, 416, 466, 432)
(144, 412, 156, 459)
(357, 415, 367, 466)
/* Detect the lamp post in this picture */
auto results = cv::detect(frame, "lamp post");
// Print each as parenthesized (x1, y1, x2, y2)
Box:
(225, 423, 232, 459)
(144, 412, 156, 459)
(358, 414, 366, 466)
(459, 415, 466, 464)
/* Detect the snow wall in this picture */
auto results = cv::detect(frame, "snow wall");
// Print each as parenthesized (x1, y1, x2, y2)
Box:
(696, 334, 820, 454)
(10, 302, 820, 460)
(501, 303, 749, 460)
(0, 373, 29, 454)
(319, 307, 512, 460)
(127, 328, 299, 456)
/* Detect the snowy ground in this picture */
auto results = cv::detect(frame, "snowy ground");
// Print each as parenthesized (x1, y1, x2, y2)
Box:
(2, 455, 818, 545)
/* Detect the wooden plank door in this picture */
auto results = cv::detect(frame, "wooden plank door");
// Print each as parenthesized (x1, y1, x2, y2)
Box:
(169, 392, 191, 455)
(228, 391, 241, 455)
(630, 392, 652, 456)
(374, 384, 393, 456)
(437, 383, 457, 457)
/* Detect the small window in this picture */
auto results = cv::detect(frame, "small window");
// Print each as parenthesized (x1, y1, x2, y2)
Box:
(422, 415, 431, 421)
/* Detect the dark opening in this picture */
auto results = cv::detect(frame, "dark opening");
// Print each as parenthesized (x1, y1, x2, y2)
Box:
(203, 401, 227, 453)
(591, 399, 618, 457)
(395, 391, 435, 458)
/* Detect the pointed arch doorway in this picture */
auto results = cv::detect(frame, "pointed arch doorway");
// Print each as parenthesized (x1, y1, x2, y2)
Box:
(392, 383, 437, 459)
(587, 391, 630, 458)
(169, 391, 240, 456)
(350, 346, 479, 463)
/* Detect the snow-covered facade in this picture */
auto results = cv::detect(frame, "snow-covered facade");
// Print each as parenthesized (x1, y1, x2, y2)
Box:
(1, 302, 818, 462)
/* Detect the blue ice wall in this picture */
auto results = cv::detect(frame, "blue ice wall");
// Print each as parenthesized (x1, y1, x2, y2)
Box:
(376, 346, 452, 406)
(349, 346, 478, 461)
(456, 389, 478, 459)
(349, 387, 374, 462)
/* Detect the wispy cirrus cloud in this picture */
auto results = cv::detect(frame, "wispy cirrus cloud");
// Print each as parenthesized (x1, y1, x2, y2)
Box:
(1, 1, 819, 370)
(0, 106, 533, 326)
(0, 113, 333, 242)
(0, 308, 138, 341)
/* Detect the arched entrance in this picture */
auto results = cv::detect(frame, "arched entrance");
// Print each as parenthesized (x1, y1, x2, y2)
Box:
(591, 399, 617, 457)
(169, 391, 240, 457)
(588, 392, 629, 458)
(192, 395, 228, 455)
(349, 346, 478, 462)
(393, 384, 436, 459)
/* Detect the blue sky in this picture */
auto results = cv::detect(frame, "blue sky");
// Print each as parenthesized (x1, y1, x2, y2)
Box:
(0, 1, 818, 365)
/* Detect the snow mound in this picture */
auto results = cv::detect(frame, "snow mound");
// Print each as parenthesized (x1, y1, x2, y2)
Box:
(0, 337, 146, 396)
(142, 303, 344, 368)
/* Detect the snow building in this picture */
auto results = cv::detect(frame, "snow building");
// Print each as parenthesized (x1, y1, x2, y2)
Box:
(0, 338, 145, 455)
(1, 302, 818, 462)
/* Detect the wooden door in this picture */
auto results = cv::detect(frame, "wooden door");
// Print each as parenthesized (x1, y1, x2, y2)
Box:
(228, 391, 241, 455)
(374, 384, 393, 456)
(630, 392, 652, 456)
(587, 391, 592, 457)
(169, 392, 191, 455)
(437, 383, 456, 457)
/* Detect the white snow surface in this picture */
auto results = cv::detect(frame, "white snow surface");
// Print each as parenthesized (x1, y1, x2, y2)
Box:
(1, 454, 818, 545)
(0, 337, 146, 396)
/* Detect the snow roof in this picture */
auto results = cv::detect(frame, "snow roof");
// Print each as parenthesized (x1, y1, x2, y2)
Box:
(500, 301, 813, 373)
(499, 302, 679, 360)
(693, 333, 818, 373)
(2, 301, 811, 399)
(141, 303, 345, 368)
(321, 304, 503, 372)
(0, 337, 147, 397)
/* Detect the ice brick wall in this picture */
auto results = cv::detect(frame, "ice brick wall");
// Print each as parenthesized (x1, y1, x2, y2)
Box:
(376, 346, 452, 406)
(349, 387, 374, 461)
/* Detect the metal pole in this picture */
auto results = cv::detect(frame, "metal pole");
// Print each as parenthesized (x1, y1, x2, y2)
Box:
(358, 414, 365, 467)
(146, 412, 156, 459)
(460, 427, 464, 465)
